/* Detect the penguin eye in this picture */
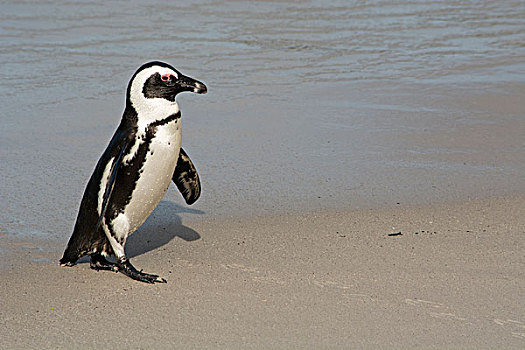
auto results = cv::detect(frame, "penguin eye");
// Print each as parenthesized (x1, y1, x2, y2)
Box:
(161, 74, 172, 82)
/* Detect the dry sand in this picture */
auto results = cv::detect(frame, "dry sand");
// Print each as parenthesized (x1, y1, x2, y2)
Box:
(1, 195, 524, 349)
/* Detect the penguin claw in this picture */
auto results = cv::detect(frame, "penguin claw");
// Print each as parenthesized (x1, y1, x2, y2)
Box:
(127, 271, 167, 284)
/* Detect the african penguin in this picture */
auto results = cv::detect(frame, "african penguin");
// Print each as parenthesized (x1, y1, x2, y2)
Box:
(59, 61, 207, 284)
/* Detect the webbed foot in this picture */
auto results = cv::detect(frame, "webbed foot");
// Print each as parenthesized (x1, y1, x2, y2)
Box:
(117, 258, 167, 284)
(90, 253, 118, 272)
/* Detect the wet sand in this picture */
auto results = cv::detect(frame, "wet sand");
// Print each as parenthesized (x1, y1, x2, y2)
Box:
(1, 195, 524, 349)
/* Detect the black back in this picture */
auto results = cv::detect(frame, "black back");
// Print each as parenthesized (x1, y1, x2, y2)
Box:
(60, 114, 137, 264)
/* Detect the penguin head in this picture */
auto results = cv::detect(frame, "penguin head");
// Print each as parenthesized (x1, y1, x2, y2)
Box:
(127, 61, 207, 118)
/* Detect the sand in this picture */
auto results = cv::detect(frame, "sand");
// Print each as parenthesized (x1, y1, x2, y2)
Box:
(1, 195, 524, 349)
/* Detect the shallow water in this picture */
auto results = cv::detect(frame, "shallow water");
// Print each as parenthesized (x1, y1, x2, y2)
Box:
(1, 0, 524, 244)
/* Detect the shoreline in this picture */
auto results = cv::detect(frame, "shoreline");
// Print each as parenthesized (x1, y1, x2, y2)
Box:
(2, 192, 523, 266)
(1, 194, 524, 349)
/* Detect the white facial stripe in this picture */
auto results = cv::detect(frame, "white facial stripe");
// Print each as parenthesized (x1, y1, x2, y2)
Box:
(130, 66, 178, 94)
(129, 66, 181, 124)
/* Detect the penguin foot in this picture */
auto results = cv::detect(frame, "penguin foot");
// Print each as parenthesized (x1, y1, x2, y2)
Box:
(117, 258, 167, 284)
(90, 254, 119, 272)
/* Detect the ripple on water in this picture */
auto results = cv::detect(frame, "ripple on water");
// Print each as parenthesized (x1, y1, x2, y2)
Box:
(1, 0, 524, 246)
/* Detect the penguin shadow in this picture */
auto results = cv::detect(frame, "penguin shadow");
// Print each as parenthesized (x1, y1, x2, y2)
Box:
(126, 200, 203, 258)
(76, 200, 203, 264)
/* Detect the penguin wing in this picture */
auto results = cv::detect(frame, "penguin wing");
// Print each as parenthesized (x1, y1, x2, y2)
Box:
(60, 127, 132, 265)
(172, 147, 201, 205)
(94, 130, 132, 231)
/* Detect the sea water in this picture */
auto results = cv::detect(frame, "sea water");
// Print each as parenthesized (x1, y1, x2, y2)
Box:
(1, 0, 524, 245)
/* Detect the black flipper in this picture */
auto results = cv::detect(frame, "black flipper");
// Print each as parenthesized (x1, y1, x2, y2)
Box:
(60, 125, 134, 266)
(94, 136, 130, 233)
(172, 147, 201, 205)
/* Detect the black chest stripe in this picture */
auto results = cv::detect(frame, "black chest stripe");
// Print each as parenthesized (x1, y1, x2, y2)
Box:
(105, 112, 181, 223)
(151, 111, 180, 127)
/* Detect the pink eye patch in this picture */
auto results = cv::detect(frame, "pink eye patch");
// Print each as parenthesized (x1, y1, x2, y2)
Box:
(161, 74, 173, 82)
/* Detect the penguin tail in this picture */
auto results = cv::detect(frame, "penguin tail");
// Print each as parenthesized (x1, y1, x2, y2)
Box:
(59, 247, 80, 266)
(59, 229, 110, 266)
(59, 215, 97, 266)
(59, 233, 88, 266)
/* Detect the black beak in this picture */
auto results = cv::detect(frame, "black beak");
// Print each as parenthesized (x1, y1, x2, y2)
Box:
(178, 74, 207, 94)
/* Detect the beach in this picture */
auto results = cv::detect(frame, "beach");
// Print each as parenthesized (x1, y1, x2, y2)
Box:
(1, 195, 524, 349)
(1, 0, 525, 348)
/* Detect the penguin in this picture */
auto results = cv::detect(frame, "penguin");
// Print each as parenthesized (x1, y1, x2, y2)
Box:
(59, 61, 207, 284)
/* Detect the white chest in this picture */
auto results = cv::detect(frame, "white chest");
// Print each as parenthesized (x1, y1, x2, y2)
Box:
(117, 120, 182, 234)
